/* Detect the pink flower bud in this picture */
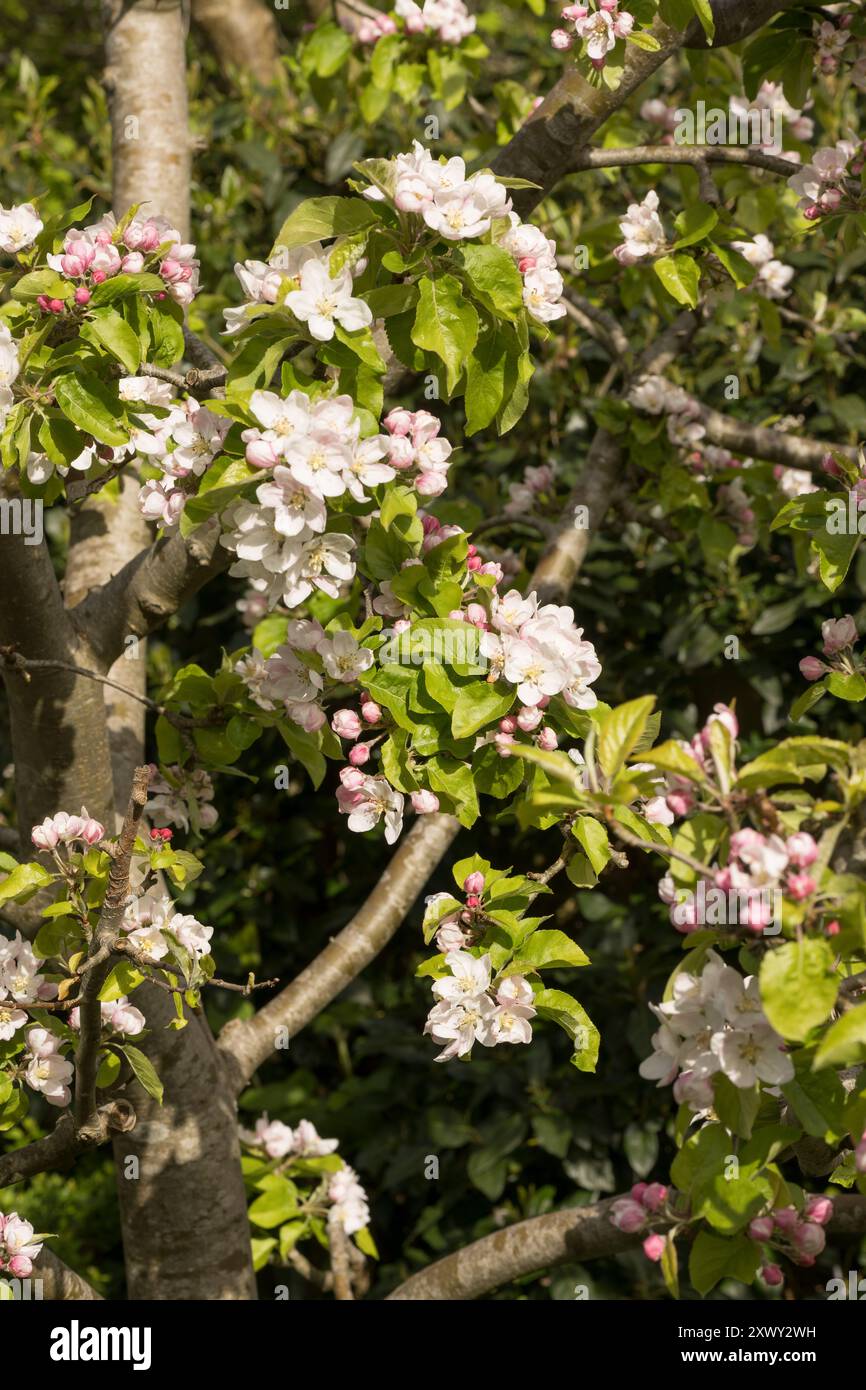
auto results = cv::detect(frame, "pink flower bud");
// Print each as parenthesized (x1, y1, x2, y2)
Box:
(121, 252, 145, 274)
(773, 1206, 798, 1232)
(748, 1217, 774, 1241)
(463, 872, 485, 895)
(536, 726, 558, 751)
(799, 655, 827, 681)
(332, 709, 362, 740)
(339, 766, 366, 791)
(822, 614, 857, 656)
(855, 1131, 866, 1174)
(803, 204, 823, 221)
(804, 1196, 833, 1226)
(61, 254, 85, 277)
(630, 1183, 648, 1203)
(786, 872, 816, 902)
(91, 269, 107, 284)
(245, 438, 280, 470)
(348, 743, 370, 767)
(384, 409, 414, 437)
(49, 298, 64, 314)
(465, 603, 487, 628)
(499, 717, 517, 734)
(642, 1234, 666, 1262)
(641, 1183, 668, 1213)
(160, 257, 181, 282)
(411, 790, 439, 814)
(663, 790, 692, 822)
(761, 1263, 784, 1287)
(550, 28, 574, 49)
(8, 1255, 33, 1278)
(609, 1198, 645, 1233)
(466, 554, 482, 572)
(74, 286, 91, 305)
(465, 893, 481, 909)
(361, 700, 382, 724)
(825, 918, 840, 937)
(494, 732, 514, 756)
(516, 706, 542, 733)
(820, 188, 843, 212)
(786, 832, 818, 867)
(792, 1221, 826, 1257)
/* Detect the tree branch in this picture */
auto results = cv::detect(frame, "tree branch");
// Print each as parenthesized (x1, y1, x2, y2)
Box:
(37, 1249, 104, 1301)
(218, 812, 461, 1092)
(387, 1191, 866, 1300)
(0, 1101, 135, 1188)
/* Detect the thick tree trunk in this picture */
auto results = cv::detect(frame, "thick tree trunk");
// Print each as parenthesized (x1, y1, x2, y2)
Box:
(191, 0, 283, 86)
(92, 0, 257, 1300)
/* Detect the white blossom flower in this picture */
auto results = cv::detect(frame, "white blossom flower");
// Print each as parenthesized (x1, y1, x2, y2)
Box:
(284, 259, 372, 341)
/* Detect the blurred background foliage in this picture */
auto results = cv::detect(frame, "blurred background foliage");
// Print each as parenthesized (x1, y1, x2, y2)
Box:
(1, 0, 865, 1300)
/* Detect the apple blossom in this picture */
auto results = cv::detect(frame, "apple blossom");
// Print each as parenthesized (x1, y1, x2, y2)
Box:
(284, 259, 372, 342)
(0, 202, 43, 253)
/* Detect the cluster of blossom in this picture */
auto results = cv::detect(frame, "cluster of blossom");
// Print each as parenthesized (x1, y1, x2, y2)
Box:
(31, 807, 105, 850)
(812, 12, 864, 81)
(613, 189, 666, 265)
(42, 211, 200, 309)
(639, 950, 794, 1109)
(68, 995, 146, 1037)
(121, 884, 213, 964)
(424, 945, 536, 1061)
(423, 870, 492, 953)
(800, 613, 860, 683)
(129, 379, 230, 527)
(0, 1212, 42, 1279)
(551, 2, 634, 63)
(240, 1114, 370, 1234)
(729, 234, 794, 300)
(146, 764, 218, 834)
(504, 462, 556, 518)
(747, 1196, 835, 1281)
(661, 827, 820, 936)
(20, 1027, 74, 1108)
(0, 201, 43, 256)
(362, 144, 565, 321)
(236, 617, 374, 733)
(627, 374, 706, 452)
(221, 393, 455, 612)
(857, 1126, 866, 1173)
(729, 84, 813, 153)
(609, 1181, 669, 1261)
(0, 934, 54, 1040)
(224, 241, 371, 344)
(354, 0, 475, 44)
(0, 322, 20, 435)
(480, 589, 601, 713)
(717, 476, 758, 547)
(240, 1113, 339, 1159)
(788, 139, 863, 217)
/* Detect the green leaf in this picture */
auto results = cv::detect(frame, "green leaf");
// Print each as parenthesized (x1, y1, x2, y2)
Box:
(451, 682, 514, 739)
(272, 197, 378, 253)
(278, 722, 327, 789)
(13, 268, 73, 301)
(517, 929, 590, 971)
(827, 670, 866, 701)
(534, 989, 599, 1071)
(98, 960, 146, 1003)
(652, 254, 701, 309)
(80, 306, 142, 373)
(689, 0, 715, 42)
(709, 241, 756, 289)
(813, 1006, 866, 1070)
(759, 940, 838, 1042)
(89, 272, 165, 306)
(598, 696, 655, 778)
(689, 1231, 759, 1296)
(121, 1044, 164, 1104)
(571, 817, 612, 876)
(0, 861, 52, 905)
(303, 21, 353, 77)
(248, 1177, 300, 1229)
(427, 755, 479, 827)
(455, 244, 524, 321)
(54, 373, 129, 447)
(673, 203, 718, 250)
(411, 274, 479, 395)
